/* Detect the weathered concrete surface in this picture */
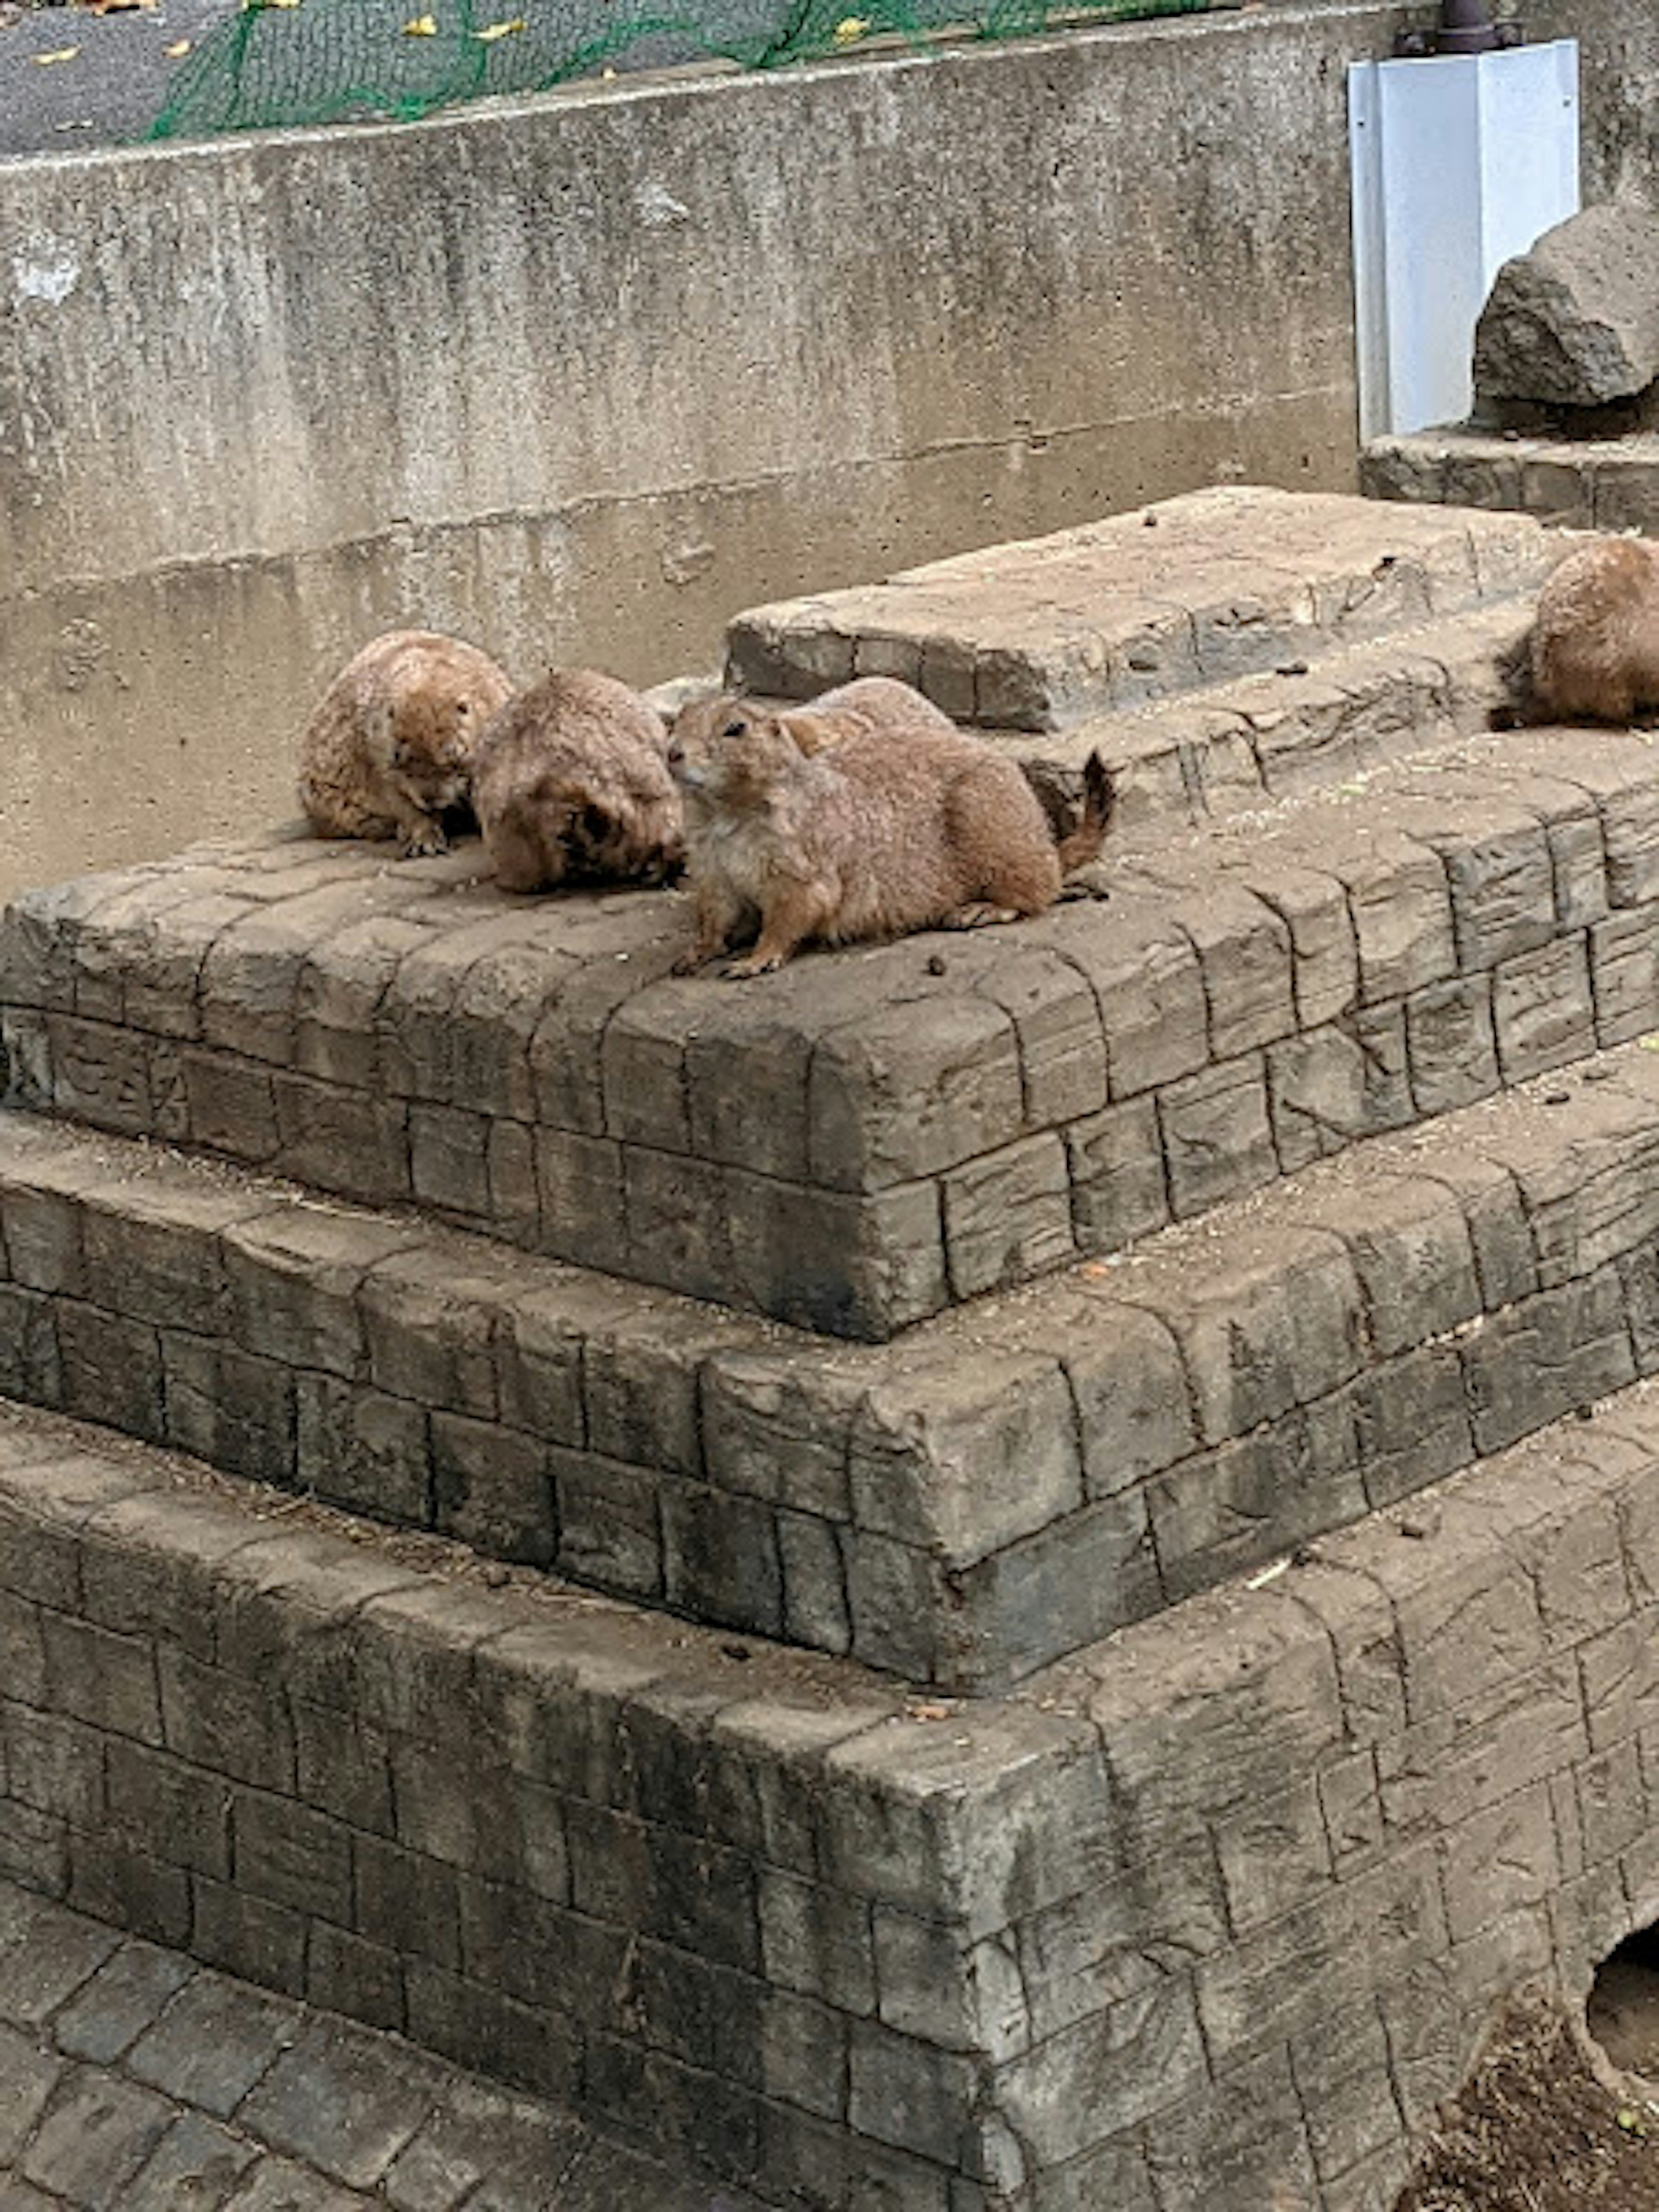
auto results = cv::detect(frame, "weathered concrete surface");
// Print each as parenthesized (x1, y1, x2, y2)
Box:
(0, 1875, 763, 2211)
(9, 1015, 1659, 1690)
(1010, 598, 1528, 833)
(1363, 424, 1659, 533)
(724, 487, 1554, 727)
(1473, 202, 1659, 410)
(3, 0, 1654, 903)
(4, 1385, 1659, 2207)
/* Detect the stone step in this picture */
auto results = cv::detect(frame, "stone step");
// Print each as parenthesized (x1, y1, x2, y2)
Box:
(8, 1015, 1659, 1690)
(10, 717, 1659, 1340)
(0, 1874, 766, 2212)
(1363, 424, 1659, 534)
(722, 485, 1557, 728)
(5, 1382, 1658, 2209)
(1011, 600, 1526, 845)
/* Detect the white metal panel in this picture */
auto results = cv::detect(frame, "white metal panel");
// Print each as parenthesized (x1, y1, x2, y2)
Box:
(1349, 42, 1580, 441)
(1476, 38, 1580, 271)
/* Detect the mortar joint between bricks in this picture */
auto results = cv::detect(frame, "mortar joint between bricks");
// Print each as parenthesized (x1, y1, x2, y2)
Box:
(1280, 1586, 1368, 1758)
(1163, 913, 1223, 1070)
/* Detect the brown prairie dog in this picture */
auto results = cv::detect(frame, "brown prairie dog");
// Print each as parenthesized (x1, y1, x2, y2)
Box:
(471, 669, 683, 893)
(666, 677, 1114, 978)
(1496, 536, 1659, 727)
(297, 630, 513, 858)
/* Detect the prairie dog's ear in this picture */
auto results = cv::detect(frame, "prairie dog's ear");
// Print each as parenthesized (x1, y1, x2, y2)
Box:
(778, 711, 843, 759)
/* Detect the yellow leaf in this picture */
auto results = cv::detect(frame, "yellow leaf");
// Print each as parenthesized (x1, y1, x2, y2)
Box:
(164, 37, 193, 55)
(833, 14, 869, 40)
(32, 46, 81, 63)
(475, 15, 524, 38)
(403, 12, 438, 32)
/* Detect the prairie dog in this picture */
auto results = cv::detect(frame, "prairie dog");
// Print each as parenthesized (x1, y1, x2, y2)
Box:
(1494, 537, 1659, 727)
(667, 681, 1114, 978)
(298, 630, 512, 858)
(471, 669, 682, 894)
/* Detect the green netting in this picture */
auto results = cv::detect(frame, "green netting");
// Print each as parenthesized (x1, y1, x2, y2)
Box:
(148, 0, 1214, 142)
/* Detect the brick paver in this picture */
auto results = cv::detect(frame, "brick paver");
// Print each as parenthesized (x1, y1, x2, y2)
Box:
(0, 1878, 760, 2212)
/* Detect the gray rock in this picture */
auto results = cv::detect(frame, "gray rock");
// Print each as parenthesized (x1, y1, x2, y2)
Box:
(1473, 201, 1659, 407)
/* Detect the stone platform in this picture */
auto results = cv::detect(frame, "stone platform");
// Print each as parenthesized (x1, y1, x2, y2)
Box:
(1363, 425, 1659, 534)
(0, 491, 1576, 1346)
(7, 1019, 1659, 1693)
(18, 711, 1659, 1343)
(11, 486, 1659, 2208)
(724, 486, 1554, 727)
(4, 1387, 1657, 2210)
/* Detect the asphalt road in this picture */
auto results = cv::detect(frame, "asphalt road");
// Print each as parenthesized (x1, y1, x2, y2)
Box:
(0, 0, 239, 160)
(0, 0, 701, 160)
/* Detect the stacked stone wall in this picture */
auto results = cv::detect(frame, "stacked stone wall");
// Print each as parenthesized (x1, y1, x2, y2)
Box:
(12, 716, 1659, 1342)
(4, 1399, 1658, 2209)
(12, 1011, 1659, 1693)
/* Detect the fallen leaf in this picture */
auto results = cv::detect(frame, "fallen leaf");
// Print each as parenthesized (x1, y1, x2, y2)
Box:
(403, 12, 438, 32)
(32, 45, 81, 63)
(475, 15, 524, 38)
(164, 35, 191, 54)
(833, 15, 869, 39)
(76, 0, 156, 14)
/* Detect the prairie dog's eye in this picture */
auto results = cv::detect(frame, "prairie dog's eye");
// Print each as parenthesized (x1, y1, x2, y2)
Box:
(456, 700, 470, 715)
(721, 718, 746, 739)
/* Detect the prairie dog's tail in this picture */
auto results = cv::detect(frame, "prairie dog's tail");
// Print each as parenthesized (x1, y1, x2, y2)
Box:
(1489, 625, 1545, 730)
(1055, 752, 1117, 874)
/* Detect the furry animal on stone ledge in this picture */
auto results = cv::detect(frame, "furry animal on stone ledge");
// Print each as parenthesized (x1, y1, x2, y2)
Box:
(666, 677, 1115, 978)
(297, 629, 513, 858)
(471, 668, 682, 893)
(1492, 536, 1659, 728)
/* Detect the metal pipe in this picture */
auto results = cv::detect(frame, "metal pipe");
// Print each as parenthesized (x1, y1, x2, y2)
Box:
(1437, 0, 1506, 53)
(1394, 0, 1522, 56)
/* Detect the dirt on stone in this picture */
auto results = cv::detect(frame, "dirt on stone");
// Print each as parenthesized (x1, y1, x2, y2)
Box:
(1395, 2003, 1659, 2212)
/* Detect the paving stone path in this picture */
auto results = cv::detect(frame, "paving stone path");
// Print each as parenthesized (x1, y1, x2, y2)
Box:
(0, 1875, 760, 2211)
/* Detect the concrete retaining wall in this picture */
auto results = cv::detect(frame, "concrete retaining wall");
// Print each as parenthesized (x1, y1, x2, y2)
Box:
(2, 0, 1653, 902)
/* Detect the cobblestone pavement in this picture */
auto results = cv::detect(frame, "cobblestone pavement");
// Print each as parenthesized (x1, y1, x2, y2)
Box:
(0, 1877, 762, 2211)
